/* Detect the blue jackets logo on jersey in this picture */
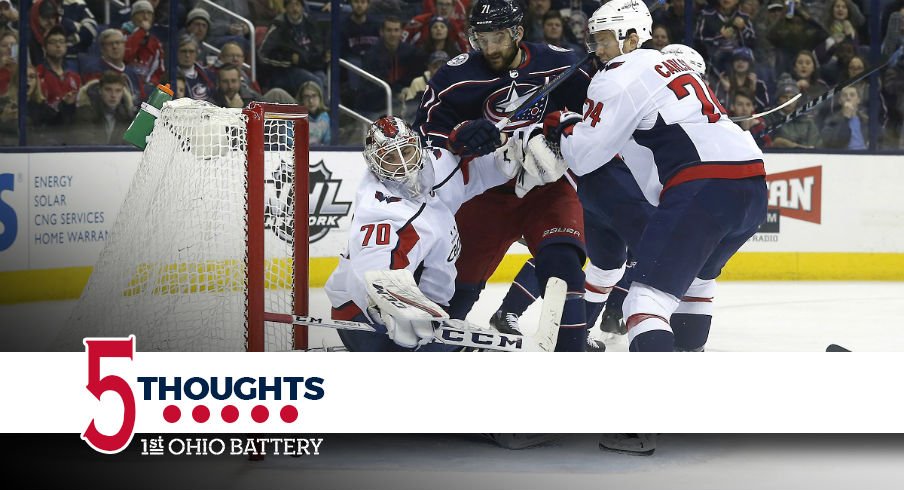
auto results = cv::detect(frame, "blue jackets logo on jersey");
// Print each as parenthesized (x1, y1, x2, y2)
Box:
(483, 81, 549, 129)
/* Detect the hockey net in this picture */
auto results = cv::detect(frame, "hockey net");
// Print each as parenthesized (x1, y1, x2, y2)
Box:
(55, 99, 309, 352)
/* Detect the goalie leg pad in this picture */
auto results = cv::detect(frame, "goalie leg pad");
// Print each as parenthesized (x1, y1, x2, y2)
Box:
(365, 270, 449, 349)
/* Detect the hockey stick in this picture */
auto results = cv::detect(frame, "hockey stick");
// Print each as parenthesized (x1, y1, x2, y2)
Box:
(729, 93, 802, 122)
(826, 344, 851, 352)
(289, 315, 546, 352)
(760, 46, 904, 135)
(286, 277, 566, 352)
(494, 0, 668, 131)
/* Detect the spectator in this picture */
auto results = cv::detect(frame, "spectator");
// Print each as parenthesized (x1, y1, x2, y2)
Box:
(650, 23, 671, 51)
(60, 0, 98, 54)
(80, 28, 146, 104)
(399, 49, 447, 120)
(74, 70, 136, 144)
(296, 80, 330, 144)
(822, 0, 863, 49)
(821, 86, 868, 149)
(785, 50, 829, 102)
(174, 73, 187, 98)
(359, 16, 422, 115)
(215, 41, 262, 94)
(9, 65, 66, 144)
(184, 7, 217, 66)
(176, 35, 216, 102)
(250, 0, 287, 27)
(0, 0, 18, 31)
(0, 29, 15, 96)
(653, 0, 690, 47)
(842, 54, 887, 127)
(419, 15, 461, 57)
(883, 7, 904, 57)
(403, 0, 467, 51)
(544, 10, 582, 52)
(745, 0, 780, 85)
(818, 36, 857, 85)
(695, 0, 756, 73)
(421, 0, 469, 28)
(716, 46, 770, 112)
(340, 0, 381, 64)
(36, 26, 80, 127)
(523, 0, 552, 43)
(882, 59, 904, 149)
(730, 90, 771, 147)
(770, 80, 819, 148)
(123, 1, 166, 87)
(766, 0, 828, 74)
(204, 1, 252, 48)
(258, 0, 327, 94)
(566, 7, 589, 47)
(212, 63, 257, 108)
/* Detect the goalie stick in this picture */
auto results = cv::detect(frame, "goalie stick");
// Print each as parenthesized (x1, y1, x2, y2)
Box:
(281, 277, 566, 352)
(755, 46, 904, 135)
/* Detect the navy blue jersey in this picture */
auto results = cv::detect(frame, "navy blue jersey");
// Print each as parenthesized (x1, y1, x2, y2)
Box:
(414, 42, 593, 148)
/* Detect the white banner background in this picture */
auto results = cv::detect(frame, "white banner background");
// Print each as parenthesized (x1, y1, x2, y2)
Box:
(3, 351, 903, 435)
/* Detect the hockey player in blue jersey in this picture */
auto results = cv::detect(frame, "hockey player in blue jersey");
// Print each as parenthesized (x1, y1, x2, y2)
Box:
(413, 0, 597, 351)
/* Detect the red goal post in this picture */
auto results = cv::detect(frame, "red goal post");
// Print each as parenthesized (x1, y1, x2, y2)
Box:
(245, 102, 310, 352)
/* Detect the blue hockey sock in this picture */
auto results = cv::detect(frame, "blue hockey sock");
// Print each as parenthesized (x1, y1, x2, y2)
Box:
(671, 313, 711, 352)
(448, 282, 484, 320)
(628, 329, 675, 352)
(535, 244, 586, 352)
(498, 259, 539, 316)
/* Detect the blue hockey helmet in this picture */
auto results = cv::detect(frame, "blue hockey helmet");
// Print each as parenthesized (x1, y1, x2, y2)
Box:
(468, 0, 524, 51)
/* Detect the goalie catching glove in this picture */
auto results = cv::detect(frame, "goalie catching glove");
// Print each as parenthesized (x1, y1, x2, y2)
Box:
(364, 269, 448, 349)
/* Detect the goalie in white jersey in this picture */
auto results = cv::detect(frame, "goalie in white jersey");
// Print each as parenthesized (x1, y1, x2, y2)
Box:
(324, 116, 513, 351)
(533, 0, 768, 353)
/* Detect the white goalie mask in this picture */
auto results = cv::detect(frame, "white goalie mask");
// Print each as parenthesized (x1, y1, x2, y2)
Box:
(586, 0, 653, 54)
(661, 43, 707, 75)
(364, 116, 431, 198)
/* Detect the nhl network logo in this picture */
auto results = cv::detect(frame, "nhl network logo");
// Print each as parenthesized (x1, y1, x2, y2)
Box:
(265, 159, 351, 244)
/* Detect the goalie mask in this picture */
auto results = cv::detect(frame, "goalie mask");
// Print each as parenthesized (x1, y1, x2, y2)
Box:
(364, 116, 431, 197)
(586, 0, 653, 55)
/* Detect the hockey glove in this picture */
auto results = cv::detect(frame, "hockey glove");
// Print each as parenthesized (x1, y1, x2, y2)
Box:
(448, 119, 502, 157)
(510, 124, 568, 185)
(542, 110, 582, 145)
(367, 304, 435, 349)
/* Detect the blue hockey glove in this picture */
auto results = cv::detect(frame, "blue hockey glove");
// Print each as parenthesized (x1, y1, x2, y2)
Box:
(448, 119, 501, 156)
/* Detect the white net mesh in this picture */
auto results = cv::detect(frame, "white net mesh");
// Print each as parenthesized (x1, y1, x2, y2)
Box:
(54, 99, 305, 352)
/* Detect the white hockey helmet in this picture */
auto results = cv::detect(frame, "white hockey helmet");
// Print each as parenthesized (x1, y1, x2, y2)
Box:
(661, 43, 707, 75)
(364, 116, 428, 196)
(587, 0, 653, 54)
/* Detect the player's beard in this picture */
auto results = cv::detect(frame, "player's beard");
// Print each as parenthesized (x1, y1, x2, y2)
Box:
(484, 43, 520, 72)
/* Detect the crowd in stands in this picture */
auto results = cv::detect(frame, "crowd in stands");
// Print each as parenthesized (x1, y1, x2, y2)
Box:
(0, 0, 902, 149)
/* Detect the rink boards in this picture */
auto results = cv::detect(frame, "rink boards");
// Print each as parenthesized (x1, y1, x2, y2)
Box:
(1, 151, 903, 303)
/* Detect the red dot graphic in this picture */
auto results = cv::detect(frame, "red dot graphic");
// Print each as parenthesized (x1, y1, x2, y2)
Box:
(192, 405, 210, 423)
(251, 405, 269, 423)
(221, 405, 239, 423)
(163, 405, 181, 423)
(280, 405, 298, 423)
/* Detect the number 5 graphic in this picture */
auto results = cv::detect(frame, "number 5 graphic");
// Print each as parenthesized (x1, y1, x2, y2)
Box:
(82, 336, 137, 454)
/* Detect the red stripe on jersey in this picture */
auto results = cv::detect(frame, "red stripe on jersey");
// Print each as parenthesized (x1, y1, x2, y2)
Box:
(331, 301, 364, 320)
(585, 283, 613, 295)
(390, 223, 421, 269)
(662, 161, 765, 195)
(459, 156, 474, 185)
(680, 296, 713, 302)
(626, 313, 669, 331)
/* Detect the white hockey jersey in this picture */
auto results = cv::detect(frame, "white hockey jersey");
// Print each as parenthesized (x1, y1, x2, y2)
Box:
(324, 147, 510, 317)
(563, 49, 764, 202)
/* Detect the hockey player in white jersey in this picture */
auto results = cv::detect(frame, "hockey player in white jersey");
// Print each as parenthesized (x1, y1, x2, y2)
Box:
(324, 116, 514, 351)
(533, 0, 767, 354)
